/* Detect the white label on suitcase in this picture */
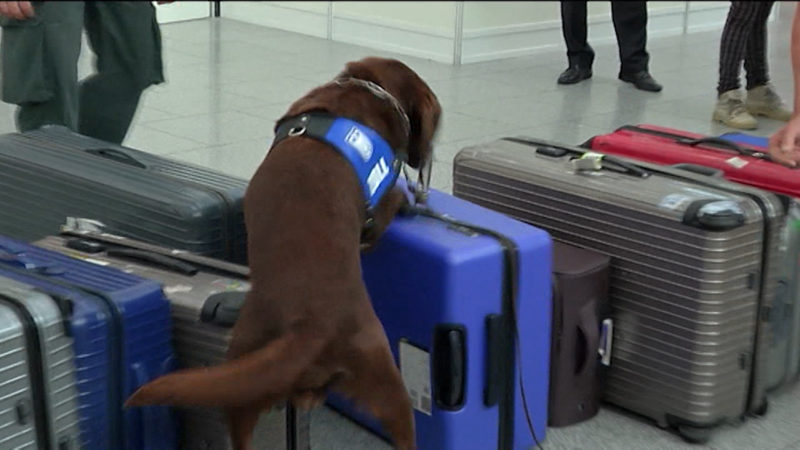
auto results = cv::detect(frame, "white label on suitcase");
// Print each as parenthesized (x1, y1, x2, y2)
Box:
(726, 156, 748, 169)
(399, 340, 432, 416)
(658, 193, 691, 211)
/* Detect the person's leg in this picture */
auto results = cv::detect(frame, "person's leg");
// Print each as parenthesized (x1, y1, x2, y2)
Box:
(611, 1, 661, 92)
(744, 1, 774, 90)
(79, 1, 164, 144)
(717, 1, 760, 95)
(743, 1, 792, 121)
(714, 1, 761, 129)
(557, 1, 593, 85)
(0, 2, 84, 132)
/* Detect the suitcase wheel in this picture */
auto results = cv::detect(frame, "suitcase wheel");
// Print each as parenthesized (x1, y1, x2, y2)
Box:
(677, 425, 711, 444)
(752, 399, 769, 417)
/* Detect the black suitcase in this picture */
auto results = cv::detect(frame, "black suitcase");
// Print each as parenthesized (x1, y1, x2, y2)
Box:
(549, 242, 612, 427)
(0, 125, 248, 263)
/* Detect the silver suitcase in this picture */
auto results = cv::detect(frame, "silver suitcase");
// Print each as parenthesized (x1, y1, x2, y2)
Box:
(767, 200, 800, 390)
(0, 277, 82, 450)
(34, 231, 307, 450)
(452, 137, 786, 444)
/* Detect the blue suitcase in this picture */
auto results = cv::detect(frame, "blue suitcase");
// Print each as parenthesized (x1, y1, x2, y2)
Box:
(0, 236, 177, 450)
(327, 186, 552, 450)
(719, 132, 769, 148)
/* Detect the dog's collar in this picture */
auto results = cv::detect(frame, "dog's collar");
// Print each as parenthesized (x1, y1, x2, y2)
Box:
(332, 76, 411, 141)
(272, 113, 404, 211)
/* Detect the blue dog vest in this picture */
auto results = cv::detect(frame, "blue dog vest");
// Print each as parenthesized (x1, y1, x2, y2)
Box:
(272, 113, 403, 210)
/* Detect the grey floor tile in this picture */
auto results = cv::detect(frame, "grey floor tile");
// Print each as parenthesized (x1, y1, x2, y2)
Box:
(434, 111, 523, 145)
(168, 139, 270, 180)
(219, 77, 317, 105)
(145, 110, 273, 146)
(124, 124, 206, 155)
(140, 87, 266, 117)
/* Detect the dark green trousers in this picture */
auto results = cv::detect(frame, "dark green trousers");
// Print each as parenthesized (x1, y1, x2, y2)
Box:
(0, 1, 164, 143)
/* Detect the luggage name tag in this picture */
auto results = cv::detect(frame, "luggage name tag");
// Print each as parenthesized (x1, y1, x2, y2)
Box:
(569, 152, 604, 172)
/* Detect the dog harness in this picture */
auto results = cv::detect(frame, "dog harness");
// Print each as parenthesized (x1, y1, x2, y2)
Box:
(272, 112, 404, 211)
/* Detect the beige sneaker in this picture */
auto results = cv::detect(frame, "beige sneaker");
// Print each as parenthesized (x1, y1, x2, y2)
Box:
(746, 84, 793, 121)
(713, 90, 758, 129)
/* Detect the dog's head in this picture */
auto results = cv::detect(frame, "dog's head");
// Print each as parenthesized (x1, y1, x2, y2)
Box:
(337, 57, 441, 170)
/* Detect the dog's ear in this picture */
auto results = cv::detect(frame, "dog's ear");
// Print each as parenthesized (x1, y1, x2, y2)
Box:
(406, 90, 441, 169)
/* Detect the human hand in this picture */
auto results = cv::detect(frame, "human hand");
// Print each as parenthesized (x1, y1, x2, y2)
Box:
(769, 115, 800, 167)
(0, 1, 34, 20)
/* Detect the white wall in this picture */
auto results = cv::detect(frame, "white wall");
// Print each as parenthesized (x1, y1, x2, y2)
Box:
(220, 2, 330, 38)
(217, 1, 744, 65)
(154, 1, 211, 24)
(331, 2, 458, 63)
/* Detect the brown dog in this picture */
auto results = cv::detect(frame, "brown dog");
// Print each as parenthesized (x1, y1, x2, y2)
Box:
(125, 57, 441, 450)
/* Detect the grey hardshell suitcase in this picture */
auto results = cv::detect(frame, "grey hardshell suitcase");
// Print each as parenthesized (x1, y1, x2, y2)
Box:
(452, 137, 787, 444)
(34, 231, 308, 450)
(0, 278, 82, 450)
(0, 125, 248, 264)
(767, 200, 800, 390)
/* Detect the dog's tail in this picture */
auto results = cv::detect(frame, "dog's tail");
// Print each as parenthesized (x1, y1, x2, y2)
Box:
(125, 333, 325, 408)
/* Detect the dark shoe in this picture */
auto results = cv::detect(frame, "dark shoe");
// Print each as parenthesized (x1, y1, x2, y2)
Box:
(619, 71, 662, 92)
(557, 66, 592, 85)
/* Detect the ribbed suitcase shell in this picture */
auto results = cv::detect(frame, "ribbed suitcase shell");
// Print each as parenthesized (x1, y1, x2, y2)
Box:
(327, 186, 552, 450)
(589, 127, 800, 394)
(0, 125, 247, 264)
(34, 234, 290, 450)
(0, 278, 82, 450)
(0, 236, 177, 450)
(452, 137, 785, 442)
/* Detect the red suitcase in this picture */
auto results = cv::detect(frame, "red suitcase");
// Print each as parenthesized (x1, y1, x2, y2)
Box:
(587, 124, 800, 199)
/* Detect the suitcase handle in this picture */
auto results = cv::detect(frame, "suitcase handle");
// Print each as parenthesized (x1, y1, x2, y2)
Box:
(200, 291, 246, 327)
(598, 318, 613, 367)
(569, 152, 650, 178)
(86, 148, 148, 169)
(677, 137, 773, 161)
(432, 324, 466, 410)
(105, 248, 199, 276)
(0, 246, 65, 275)
(670, 163, 725, 178)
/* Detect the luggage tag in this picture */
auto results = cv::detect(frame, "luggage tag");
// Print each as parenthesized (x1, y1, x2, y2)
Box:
(569, 152, 604, 172)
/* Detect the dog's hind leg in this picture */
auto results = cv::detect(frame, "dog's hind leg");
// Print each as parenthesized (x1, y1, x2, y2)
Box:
(334, 341, 416, 450)
(227, 405, 263, 450)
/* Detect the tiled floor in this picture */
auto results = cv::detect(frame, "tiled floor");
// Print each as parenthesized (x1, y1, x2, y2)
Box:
(2, 11, 800, 450)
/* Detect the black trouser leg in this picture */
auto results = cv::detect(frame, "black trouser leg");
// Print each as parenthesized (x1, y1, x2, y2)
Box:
(611, 1, 650, 75)
(560, 1, 594, 68)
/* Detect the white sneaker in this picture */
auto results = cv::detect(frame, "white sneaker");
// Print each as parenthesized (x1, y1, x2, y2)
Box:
(746, 84, 792, 122)
(713, 89, 758, 130)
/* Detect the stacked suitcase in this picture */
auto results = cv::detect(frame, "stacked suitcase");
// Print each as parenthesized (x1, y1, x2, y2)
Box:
(34, 230, 306, 450)
(0, 125, 248, 264)
(0, 278, 82, 450)
(589, 126, 800, 392)
(452, 136, 785, 443)
(0, 235, 178, 450)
